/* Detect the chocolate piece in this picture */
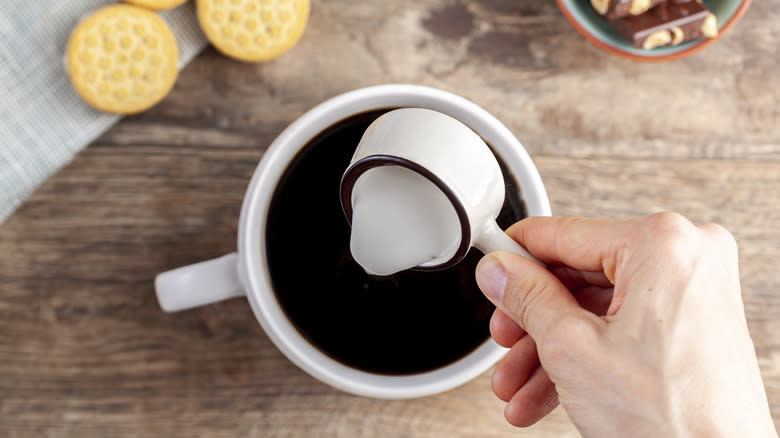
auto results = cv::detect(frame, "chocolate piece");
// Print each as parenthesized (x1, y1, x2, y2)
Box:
(591, 0, 667, 19)
(607, 2, 718, 49)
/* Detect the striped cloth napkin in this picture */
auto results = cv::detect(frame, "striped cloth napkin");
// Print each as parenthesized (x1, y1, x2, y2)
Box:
(0, 0, 207, 223)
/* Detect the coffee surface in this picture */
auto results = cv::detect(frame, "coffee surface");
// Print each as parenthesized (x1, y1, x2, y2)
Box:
(266, 110, 526, 375)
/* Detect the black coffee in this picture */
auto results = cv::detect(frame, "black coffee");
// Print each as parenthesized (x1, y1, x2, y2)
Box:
(266, 110, 527, 375)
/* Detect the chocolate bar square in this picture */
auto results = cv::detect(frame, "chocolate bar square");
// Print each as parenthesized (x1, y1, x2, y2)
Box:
(608, 1, 718, 49)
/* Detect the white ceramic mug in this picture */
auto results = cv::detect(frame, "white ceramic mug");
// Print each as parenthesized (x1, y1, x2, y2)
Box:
(155, 84, 552, 399)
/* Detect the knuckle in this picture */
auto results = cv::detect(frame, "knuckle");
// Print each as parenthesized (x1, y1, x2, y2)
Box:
(646, 212, 694, 239)
(644, 212, 699, 254)
(698, 222, 738, 253)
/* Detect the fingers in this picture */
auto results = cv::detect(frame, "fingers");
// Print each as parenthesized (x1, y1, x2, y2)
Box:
(505, 216, 633, 282)
(503, 366, 559, 428)
(491, 284, 612, 348)
(490, 309, 526, 347)
(491, 335, 539, 402)
(476, 251, 602, 342)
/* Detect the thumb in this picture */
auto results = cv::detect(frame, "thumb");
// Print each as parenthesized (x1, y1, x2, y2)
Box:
(476, 252, 596, 341)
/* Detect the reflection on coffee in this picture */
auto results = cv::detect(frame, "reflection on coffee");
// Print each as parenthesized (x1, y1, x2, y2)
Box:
(265, 110, 527, 375)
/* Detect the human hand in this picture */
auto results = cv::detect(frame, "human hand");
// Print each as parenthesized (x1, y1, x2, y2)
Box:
(475, 213, 777, 437)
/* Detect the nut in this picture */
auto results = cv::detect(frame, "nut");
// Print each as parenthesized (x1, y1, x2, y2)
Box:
(590, 0, 610, 15)
(670, 26, 684, 46)
(642, 29, 672, 50)
(629, 0, 652, 15)
(701, 13, 718, 38)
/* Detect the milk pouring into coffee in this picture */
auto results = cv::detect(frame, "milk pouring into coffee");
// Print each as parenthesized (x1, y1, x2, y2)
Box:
(349, 165, 461, 276)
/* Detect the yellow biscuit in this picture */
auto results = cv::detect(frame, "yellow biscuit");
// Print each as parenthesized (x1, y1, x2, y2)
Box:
(123, 0, 190, 11)
(197, 0, 309, 63)
(66, 4, 179, 115)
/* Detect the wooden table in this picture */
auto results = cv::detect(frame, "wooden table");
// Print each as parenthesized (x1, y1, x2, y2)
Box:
(2, 1, 779, 436)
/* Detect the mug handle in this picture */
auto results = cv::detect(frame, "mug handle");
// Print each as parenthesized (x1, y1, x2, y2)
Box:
(473, 220, 544, 266)
(155, 253, 245, 312)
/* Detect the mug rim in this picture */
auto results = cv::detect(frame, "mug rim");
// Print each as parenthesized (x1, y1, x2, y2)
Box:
(237, 84, 551, 399)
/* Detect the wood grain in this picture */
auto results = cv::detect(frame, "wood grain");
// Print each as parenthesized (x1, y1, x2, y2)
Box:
(2, 0, 780, 436)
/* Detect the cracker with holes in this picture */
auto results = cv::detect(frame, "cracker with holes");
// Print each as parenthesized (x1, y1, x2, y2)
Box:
(66, 4, 179, 114)
(123, 0, 190, 11)
(197, 0, 310, 63)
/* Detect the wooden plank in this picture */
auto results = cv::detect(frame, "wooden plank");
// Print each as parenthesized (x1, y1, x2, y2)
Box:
(98, 0, 780, 161)
(3, 0, 780, 435)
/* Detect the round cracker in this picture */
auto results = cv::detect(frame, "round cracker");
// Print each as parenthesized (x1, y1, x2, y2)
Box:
(197, 0, 309, 63)
(66, 4, 179, 114)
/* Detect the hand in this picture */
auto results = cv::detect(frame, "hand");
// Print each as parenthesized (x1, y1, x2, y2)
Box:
(475, 213, 777, 437)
